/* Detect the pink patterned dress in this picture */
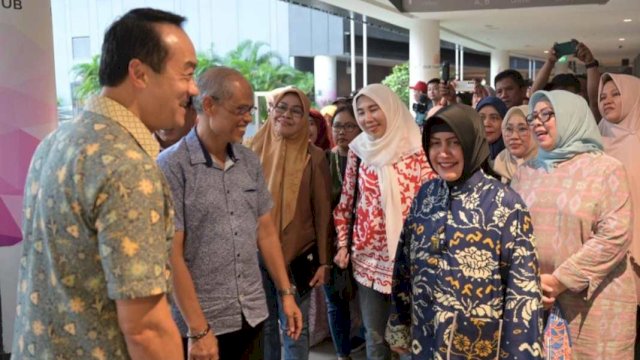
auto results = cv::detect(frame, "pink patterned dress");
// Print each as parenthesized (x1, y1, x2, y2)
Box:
(512, 152, 636, 359)
(333, 149, 436, 294)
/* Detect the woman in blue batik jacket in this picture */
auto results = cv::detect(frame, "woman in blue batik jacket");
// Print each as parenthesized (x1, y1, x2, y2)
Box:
(386, 104, 543, 360)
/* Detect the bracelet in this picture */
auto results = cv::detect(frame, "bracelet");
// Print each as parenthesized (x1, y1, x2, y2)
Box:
(278, 285, 297, 297)
(320, 263, 333, 269)
(585, 59, 599, 69)
(187, 323, 211, 341)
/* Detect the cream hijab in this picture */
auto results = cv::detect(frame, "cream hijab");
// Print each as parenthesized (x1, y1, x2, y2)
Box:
(349, 84, 422, 259)
(598, 73, 640, 269)
(248, 87, 310, 233)
(493, 105, 538, 181)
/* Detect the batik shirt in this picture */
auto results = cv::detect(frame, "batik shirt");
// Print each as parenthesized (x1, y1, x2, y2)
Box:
(387, 170, 543, 359)
(12, 96, 174, 359)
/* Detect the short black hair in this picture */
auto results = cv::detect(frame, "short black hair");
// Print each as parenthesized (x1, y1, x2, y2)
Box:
(332, 104, 355, 124)
(494, 69, 526, 88)
(550, 73, 581, 94)
(99, 8, 186, 87)
(427, 78, 440, 85)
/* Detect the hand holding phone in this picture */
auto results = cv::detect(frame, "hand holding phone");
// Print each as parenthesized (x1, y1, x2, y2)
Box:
(441, 61, 450, 83)
(553, 39, 579, 57)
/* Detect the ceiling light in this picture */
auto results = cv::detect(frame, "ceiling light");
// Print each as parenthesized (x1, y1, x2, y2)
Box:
(623, 19, 632, 22)
(619, 38, 626, 41)
(544, 50, 549, 54)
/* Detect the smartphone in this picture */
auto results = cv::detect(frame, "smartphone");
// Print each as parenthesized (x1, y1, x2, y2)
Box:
(441, 61, 450, 83)
(454, 80, 476, 93)
(553, 40, 578, 57)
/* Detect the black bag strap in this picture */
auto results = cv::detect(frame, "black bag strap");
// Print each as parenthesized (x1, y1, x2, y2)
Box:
(346, 156, 361, 251)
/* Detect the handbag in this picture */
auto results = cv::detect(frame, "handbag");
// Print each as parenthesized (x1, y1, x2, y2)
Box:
(329, 156, 361, 301)
(543, 304, 573, 360)
(289, 243, 319, 299)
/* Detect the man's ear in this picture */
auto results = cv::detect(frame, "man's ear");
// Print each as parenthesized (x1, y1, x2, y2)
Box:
(202, 95, 216, 115)
(128, 59, 148, 88)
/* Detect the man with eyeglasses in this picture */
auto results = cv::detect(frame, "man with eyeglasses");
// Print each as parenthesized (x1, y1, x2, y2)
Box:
(157, 66, 302, 360)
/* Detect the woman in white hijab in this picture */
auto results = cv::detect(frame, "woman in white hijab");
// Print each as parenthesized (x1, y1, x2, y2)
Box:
(333, 84, 435, 359)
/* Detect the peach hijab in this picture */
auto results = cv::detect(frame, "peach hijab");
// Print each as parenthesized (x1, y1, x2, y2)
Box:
(493, 105, 538, 181)
(598, 73, 640, 287)
(248, 87, 310, 232)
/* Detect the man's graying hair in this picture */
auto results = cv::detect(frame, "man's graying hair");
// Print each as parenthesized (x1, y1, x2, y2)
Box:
(194, 66, 248, 114)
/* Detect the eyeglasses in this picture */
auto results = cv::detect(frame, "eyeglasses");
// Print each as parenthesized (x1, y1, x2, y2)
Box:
(273, 103, 304, 118)
(504, 126, 530, 137)
(526, 109, 555, 125)
(211, 96, 256, 117)
(332, 123, 360, 133)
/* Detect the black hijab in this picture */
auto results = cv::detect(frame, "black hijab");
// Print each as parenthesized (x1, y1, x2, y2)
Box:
(423, 104, 496, 186)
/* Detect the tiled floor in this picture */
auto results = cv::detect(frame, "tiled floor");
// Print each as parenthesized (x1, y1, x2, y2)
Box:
(309, 338, 366, 360)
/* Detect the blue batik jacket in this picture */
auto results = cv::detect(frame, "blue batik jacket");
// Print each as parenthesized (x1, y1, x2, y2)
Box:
(387, 170, 543, 359)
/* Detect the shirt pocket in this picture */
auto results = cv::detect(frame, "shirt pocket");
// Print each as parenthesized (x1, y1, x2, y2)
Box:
(437, 311, 503, 360)
(242, 187, 258, 218)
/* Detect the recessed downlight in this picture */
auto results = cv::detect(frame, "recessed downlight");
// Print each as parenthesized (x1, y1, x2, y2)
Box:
(623, 19, 632, 22)
(619, 38, 626, 41)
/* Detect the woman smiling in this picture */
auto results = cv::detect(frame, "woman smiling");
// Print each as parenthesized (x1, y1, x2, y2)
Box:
(386, 104, 542, 359)
(512, 90, 635, 358)
(333, 84, 435, 359)
(493, 105, 538, 182)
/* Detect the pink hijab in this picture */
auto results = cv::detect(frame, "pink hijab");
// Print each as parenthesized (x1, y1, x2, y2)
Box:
(598, 73, 640, 301)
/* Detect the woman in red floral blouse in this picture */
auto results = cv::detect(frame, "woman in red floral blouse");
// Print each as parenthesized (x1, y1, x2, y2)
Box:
(333, 83, 436, 359)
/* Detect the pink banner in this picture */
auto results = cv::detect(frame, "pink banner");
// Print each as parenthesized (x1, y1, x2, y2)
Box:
(0, 1, 57, 247)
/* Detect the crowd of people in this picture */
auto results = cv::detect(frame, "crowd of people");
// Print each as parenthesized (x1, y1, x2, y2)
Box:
(10, 6, 640, 360)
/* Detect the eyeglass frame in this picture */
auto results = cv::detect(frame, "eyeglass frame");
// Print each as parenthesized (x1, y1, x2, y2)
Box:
(503, 125, 530, 137)
(210, 95, 257, 117)
(272, 102, 305, 118)
(526, 109, 555, 126)
(332, 123, 360, 133)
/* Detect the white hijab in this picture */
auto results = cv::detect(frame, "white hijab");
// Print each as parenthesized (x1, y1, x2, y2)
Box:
(349, 84, 422, 259)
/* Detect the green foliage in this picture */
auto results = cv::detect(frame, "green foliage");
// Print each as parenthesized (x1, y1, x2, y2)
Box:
(71, 55, 101, 100)
(197, 40, 313, 95)
(71, 41, 314, 113)
(382, 63, 410, 105)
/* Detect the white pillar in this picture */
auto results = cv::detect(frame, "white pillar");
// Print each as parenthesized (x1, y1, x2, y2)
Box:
(349, 11, 356, 93)
(460, 46, 465, 80)
(409, 19, 440, 106)
(490, 50, 510, 87)
(314, 55, 337, 107)
(362, 15, 368, 86)
(455, 44, 460, 80)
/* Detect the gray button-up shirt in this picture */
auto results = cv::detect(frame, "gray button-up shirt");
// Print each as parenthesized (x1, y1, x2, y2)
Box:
(157, 129, 273, 335)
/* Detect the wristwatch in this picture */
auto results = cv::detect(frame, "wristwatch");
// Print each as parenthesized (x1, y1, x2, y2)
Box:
(278, 285, 297, 296)
(585, 59, 599, 69)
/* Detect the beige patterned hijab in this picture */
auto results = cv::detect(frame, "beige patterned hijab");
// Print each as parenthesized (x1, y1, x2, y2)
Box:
(248, 87, 310, 233)
(493, 105, 538, 181)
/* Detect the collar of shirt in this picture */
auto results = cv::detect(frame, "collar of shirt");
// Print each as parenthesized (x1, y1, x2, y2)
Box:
(185, 128, 239, 169)
(84, 96, 160, 157)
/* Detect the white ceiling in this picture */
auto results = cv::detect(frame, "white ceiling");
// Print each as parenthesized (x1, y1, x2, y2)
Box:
(319, 0, 640, 66)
